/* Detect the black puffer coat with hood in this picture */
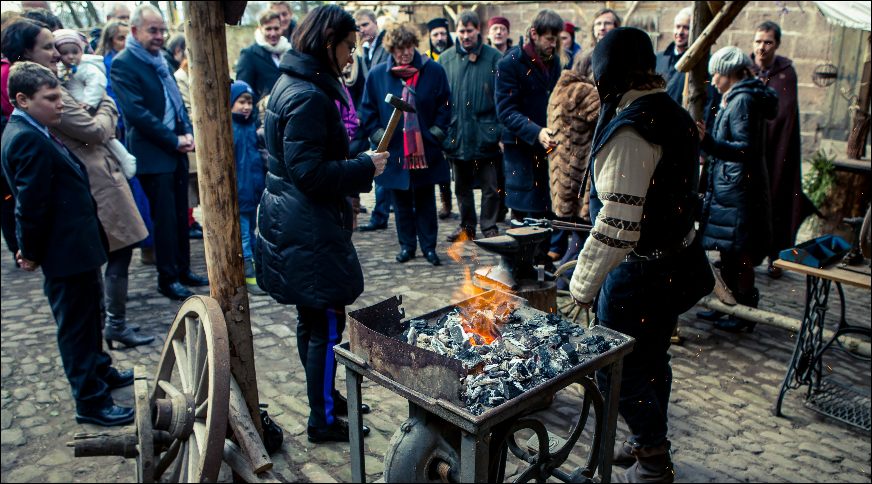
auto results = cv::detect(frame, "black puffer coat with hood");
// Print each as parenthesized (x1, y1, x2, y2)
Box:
(255, 50, 376, 308)
(700, 76, 777, 263)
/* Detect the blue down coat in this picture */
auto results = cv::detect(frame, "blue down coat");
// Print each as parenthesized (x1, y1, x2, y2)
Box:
(255, 50, 376, 308)
(700, 77, 777, 262)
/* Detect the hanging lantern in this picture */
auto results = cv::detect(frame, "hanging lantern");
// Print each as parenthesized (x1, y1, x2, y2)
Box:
(812, 63, 839, 88)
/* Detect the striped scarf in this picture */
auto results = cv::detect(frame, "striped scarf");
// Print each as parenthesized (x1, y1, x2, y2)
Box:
(390, 64, 428, 170)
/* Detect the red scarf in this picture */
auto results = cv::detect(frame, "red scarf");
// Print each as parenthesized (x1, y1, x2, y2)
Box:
(523, 42, 552, 76)
(390, 64, 428, 170)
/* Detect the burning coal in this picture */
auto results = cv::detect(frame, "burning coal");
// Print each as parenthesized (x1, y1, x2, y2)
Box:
(401, 303, 622, 416)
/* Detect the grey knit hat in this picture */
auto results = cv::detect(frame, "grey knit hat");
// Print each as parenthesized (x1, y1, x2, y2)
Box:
(708, 46, 752, 76)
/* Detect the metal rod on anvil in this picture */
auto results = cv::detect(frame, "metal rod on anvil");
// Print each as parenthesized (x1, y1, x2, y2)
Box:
(549, 220, 593, 232)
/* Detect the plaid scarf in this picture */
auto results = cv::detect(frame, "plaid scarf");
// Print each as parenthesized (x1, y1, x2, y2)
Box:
(390, 63, 428, 170)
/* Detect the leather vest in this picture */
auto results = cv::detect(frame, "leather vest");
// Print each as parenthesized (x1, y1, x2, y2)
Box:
(588, 92, 700, 257)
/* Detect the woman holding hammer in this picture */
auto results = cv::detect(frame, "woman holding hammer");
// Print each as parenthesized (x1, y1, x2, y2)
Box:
(254, 5, 388, 444)
(359, 23, 452, 266)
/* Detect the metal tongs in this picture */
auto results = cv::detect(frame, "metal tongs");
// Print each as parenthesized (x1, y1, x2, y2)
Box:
(509, 218, 594, 233)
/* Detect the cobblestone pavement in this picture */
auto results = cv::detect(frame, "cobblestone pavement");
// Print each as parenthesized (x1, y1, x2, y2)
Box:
(2, 190, 870, 483)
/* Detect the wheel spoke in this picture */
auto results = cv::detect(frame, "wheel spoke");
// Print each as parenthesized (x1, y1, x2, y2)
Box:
(193, 321, 207, 385)
(188, 434, 200, 483)
(154, 439, 181, 480)
(179, 440, 189, 483)
(172, 339, 192, 393)
(194, 359, 210, 406)
(195, 400, 208, 419)
(158, 379, 184, 399)
(167, 440, 186, 483)
(185, 316, 197, 382)
(193, 421, 207, 455)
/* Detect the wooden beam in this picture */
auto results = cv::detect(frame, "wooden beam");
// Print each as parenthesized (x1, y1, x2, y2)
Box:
(699, 297, 871, 357)
(707, 1, 725, 15)
(623, 1, 640, 26)
(443, 4, 458, 24)
(686, 1, 715, 121)
(675, 0, 750, 73)
(183, 0, 263, 441)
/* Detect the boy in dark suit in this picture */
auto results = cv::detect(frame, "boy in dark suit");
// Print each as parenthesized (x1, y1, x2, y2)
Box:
(1, 62, 134, 426)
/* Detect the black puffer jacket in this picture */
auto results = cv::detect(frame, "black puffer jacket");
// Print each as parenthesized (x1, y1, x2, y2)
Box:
(700, 77, 777, 262)
(255, 50, 376, 308)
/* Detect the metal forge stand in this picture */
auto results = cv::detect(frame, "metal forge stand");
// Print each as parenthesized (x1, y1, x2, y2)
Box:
(335, 294, 635, 483)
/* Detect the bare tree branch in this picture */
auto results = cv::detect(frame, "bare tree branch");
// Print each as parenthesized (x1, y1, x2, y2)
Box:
(63, 0, 84, 28)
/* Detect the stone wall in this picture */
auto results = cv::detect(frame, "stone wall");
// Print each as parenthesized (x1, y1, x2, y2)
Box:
(377, 1, 865, 157)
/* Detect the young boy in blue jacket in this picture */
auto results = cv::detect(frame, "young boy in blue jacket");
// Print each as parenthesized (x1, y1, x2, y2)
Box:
(230, 81, 267, 294)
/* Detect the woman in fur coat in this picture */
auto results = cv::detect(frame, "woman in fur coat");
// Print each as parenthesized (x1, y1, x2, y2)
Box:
(546, 60, 599, 264)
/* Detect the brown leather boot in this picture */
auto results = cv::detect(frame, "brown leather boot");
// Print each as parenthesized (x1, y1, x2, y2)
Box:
(625, 441, 674, 483)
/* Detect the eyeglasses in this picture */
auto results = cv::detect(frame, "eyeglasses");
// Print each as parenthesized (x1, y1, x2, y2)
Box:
(146, 27, 169, 36)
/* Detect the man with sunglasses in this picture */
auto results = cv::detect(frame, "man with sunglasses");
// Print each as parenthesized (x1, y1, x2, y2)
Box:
(111, 4, 209, 301)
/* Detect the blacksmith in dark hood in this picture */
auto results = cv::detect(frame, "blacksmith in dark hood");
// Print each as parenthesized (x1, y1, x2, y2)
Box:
(569, 27, 714, 483)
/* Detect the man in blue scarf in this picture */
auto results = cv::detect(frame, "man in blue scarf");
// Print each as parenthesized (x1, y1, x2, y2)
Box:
(110, 4, 209, 300)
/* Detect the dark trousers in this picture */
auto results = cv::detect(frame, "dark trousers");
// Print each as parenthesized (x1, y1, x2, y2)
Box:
(44, 269, 113, 413)
(296, 305, 346, 428)
(392, 185, 438, 254)
(138, 162, 190, 285)
(369, 182, 392, 227)
(452, 158, 499, 232)
(594, 261, 680, 447)
(1, 176, 17, 257)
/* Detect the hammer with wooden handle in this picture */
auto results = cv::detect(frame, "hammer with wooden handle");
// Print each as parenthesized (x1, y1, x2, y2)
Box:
(376, 93, 416, 153)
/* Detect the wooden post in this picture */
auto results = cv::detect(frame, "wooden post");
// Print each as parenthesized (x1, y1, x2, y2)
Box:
(686, 1, 715, 121)
(183, 1, 263, 436)
(623, 1, 640, 27)
(847, 33, 871, 160)
(675, 1, 750, 74)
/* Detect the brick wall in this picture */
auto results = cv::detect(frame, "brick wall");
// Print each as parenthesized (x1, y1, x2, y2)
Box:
(391, 1, 864, 157)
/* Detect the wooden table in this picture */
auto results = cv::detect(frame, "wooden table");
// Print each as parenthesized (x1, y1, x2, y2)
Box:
(772, 259, 871, 430)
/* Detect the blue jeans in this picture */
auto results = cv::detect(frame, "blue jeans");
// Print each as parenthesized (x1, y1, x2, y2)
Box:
(240, 210, 256, 260)
(369, 182, 392, 227)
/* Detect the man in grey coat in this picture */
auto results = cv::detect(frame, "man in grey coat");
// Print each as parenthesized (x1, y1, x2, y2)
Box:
(439, 10, 502, 241)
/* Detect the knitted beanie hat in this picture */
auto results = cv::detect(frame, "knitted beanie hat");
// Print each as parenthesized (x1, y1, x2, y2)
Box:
(53, 29, 85, 50)
(230, 80, 254, 106)
(708, 46, 752, 76)
(487, 17, 510, 30)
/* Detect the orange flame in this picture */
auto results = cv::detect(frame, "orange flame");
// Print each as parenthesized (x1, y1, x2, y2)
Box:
(446, 229, 518, 346)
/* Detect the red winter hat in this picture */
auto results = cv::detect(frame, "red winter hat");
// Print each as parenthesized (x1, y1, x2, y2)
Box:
(487, 17, 510, 30)
(564, 22, 578, 34)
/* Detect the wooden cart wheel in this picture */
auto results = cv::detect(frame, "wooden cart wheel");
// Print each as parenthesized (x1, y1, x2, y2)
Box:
(553, 260, 592, 327)
(150, 296, 230, 483)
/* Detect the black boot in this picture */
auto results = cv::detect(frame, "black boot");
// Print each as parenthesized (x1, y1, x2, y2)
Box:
(438, 186, 453, 220)
(105, 319, 155, 349)
(715, 288, 759, 333)
(104, 275, 154, 349)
